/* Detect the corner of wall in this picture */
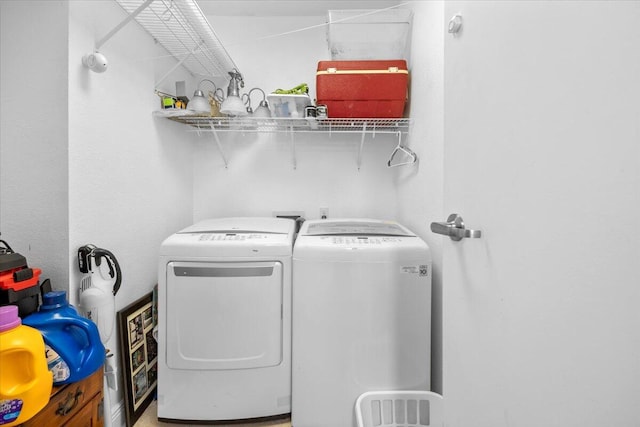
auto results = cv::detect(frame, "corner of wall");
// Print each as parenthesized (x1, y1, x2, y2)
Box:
(0, 0, 71, 291)
(399, 0, 445, 395)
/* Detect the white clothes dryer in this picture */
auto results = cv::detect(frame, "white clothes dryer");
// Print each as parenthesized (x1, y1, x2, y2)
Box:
(292, 219, 432, 427)
(157, 217, 295, 422)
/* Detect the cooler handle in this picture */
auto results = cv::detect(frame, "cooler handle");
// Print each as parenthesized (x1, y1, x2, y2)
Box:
(318, 67, 408, 75)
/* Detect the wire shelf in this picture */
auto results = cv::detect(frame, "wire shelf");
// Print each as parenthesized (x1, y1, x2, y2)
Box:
(152, 111, 414, 169)
(154, 111, 412, 134)
(114, 0, 238, 78)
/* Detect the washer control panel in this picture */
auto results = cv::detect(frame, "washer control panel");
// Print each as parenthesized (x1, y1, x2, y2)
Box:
(330, 236, 402, 245)
(310, 236, 406, 248)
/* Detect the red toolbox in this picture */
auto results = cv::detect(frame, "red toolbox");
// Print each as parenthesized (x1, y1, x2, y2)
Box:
(1, 242, 42, 318)
(316, 60, 408, 118)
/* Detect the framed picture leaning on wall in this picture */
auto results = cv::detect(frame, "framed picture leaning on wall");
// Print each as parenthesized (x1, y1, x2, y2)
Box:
(117, 289, 158, 427)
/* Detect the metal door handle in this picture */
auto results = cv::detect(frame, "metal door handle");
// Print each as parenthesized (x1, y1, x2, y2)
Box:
(430, 214, 482, 241)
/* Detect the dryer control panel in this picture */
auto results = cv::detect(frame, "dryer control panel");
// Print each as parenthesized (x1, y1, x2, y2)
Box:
(197, 233, 270, 241)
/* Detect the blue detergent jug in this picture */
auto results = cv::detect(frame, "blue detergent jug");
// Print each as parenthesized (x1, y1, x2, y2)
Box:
(23, 291, 105, 385)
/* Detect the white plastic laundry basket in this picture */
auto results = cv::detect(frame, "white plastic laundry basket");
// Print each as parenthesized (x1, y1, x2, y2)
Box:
(355, 391, 444, 427)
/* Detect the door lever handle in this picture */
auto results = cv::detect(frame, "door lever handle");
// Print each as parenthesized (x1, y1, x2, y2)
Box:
(430, 213, 482, 241)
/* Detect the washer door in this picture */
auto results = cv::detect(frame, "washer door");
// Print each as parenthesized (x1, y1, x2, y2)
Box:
(166, 261, 283, 370)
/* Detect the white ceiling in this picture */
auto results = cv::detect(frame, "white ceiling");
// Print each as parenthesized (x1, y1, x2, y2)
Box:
(196, 0, 403, 17)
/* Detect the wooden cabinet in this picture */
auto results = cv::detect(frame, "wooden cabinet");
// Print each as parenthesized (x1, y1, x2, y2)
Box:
(22, 367, 103, 427)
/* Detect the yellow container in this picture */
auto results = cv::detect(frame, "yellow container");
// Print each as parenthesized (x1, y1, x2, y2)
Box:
(0, 305, 52, 426)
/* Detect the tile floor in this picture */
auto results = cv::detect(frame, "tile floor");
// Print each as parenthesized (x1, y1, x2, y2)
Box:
(134, 400, 291, 427)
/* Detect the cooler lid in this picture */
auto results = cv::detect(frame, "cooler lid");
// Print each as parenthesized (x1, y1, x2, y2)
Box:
(317, 59, 408, 74)
(178, 217, 295, 235)
(300, 219, 414, 237)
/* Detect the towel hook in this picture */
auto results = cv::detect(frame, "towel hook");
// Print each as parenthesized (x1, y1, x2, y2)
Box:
(387, 132, 417, 168)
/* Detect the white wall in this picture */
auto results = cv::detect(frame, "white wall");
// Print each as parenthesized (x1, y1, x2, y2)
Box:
(0, 0, 70, 289)
(1, 1, 194, 424)
(67, 1, 194, 419)
(400, 1, 445, 394)
(67, 1, 195, 304)
(194, 15, 402, 222)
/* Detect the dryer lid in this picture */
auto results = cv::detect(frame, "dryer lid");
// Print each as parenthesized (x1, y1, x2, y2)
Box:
(300, 219, 414, 237)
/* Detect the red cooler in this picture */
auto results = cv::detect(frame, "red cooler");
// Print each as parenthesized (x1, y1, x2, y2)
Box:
(316, 60, 408, 118)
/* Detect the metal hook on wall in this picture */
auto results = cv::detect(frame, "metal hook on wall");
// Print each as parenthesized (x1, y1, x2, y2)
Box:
(387, 132, 417, 168)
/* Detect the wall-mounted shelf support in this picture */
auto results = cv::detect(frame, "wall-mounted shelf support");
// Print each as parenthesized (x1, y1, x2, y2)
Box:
(155, 40, 204, 89)
(357, 122, 368, 171)
(208, 121, 228, 168)
(96, 0, 154, 49)
(98, 0, 240, 87)
(290, 125, 297, 170)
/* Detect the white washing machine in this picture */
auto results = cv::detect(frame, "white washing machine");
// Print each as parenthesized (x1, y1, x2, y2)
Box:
(157, 217, 295, 422)
(292, 219, 432, 427)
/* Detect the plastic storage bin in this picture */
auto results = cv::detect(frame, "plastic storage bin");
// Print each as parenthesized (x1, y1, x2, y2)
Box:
(0, 305, 53, 426)
(327, 9, 413, 61)
(267, 94, 313, 118)
(355, 391, 444, 427)
(22, 291, 105, 385)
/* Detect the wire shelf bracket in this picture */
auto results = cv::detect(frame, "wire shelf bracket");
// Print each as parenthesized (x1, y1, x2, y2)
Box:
(208, 121, 228, 168)
(89, 0, 240, 89)
(356, 122, 368, 171)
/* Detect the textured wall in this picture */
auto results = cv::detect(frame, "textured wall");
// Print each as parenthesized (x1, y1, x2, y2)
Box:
(0, 0, 70, 292)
